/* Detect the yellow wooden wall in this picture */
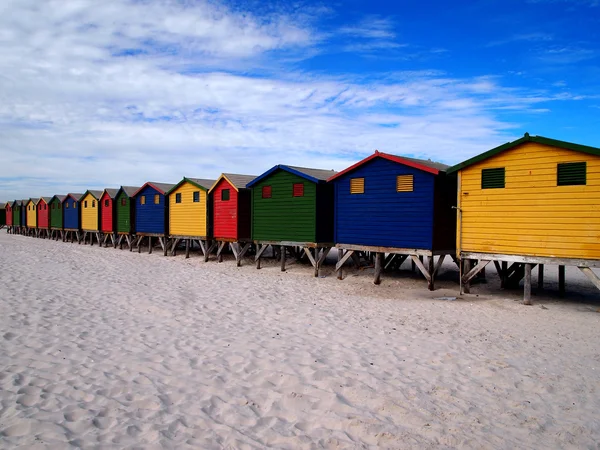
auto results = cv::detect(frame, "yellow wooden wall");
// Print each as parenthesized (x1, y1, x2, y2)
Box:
(457, 141, 600, 259)
(81, 193, 99, 231)
(26, 201, 37, 227)
(169, 182, 207, 237)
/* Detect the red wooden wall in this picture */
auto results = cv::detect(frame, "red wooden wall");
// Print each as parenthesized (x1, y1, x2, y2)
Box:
(212, 178, 238, 240)
(6, 205, 12, 226)
(37, 200, 49, 228)
(101, 192, 113, 232)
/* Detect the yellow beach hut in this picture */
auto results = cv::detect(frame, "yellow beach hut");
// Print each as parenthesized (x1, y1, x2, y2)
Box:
(166, 177, 216, 260)
(26, 198, 38, 236)
(80, 190, 103, 246)
(447, 133, 600, 303)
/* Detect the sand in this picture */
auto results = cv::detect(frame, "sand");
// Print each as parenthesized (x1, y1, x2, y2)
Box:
(0, 232, 599, 449)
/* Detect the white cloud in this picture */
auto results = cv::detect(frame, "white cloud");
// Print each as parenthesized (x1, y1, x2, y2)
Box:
(0, 0, 576, 200)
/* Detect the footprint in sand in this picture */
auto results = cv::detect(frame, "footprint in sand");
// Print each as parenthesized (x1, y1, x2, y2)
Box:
(3, 332, 17, 341)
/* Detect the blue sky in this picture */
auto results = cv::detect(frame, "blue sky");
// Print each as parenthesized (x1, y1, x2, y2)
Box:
(1, 0, 599, 199)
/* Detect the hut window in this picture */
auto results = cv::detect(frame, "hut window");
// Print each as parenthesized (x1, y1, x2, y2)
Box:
(84, 201, 88, 208)
(58, 204, 61, 210)
(193, 191, 200, 203)
(154, 194, 160, 204)
(293, 183, 304, 197)
(121, 198, 126, 206)
(176, 193, 182, 203)
(350, 178, 364, 194)
(52, 204, 55, 209)
(262, 186, 272, 199)
(140, 196, 146, 205)
(396, 175, 414, 192)
(104, 200, 109, 207)
(92, 200, 95, 208)
(557, 162, 586, 186)
(481, 168, 505, 189)
(66, 203, 69, 209)
(74, 203, 77, 209)
(221, 189, 230, 201)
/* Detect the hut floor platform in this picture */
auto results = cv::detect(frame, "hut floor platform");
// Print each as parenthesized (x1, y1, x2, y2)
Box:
(335, 244, 457, 291)
(460, 251, 600, 305)
(253, 241, 334, 277)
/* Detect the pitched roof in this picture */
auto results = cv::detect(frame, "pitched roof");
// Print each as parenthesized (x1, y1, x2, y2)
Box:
(118, 186, 140, 197)
(51, 195, 66, 203)
(41, 197, 53, 204)
(65, 193, 83, 202)
(82, 190, 103, 200)
(102, 188, 119, 199)
(27, 198, 39, 205)
(208, 173, 257, 193)
(247, 165, 338, 187)
(166, 177, 217, 195)
(447, 133, 600, 174)
(328, 150, 446, 182)
(132, 182, 176, 197)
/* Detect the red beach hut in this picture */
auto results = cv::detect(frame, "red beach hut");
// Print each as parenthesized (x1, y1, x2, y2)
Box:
(208, 173, 256, 265)
(37, 197, 51, 238)
(100, 188, 119, 247)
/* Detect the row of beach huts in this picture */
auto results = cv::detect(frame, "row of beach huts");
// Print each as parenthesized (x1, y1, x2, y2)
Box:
(3, 133, 600, 304)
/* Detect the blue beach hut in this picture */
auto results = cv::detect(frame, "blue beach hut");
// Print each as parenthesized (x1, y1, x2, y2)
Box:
(132, 182, 175, 255)
(328, 151, 457, 290)
(62, 193, 83, 242)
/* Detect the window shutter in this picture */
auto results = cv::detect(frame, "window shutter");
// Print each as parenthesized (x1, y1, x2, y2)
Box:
(262, 186, 272, 198)
(141, 196, 146, 205)
(193, 191, 200, 203)
(396, 175, 414, 192)
(104, 200, 109, 207)
(557, 162, 586, 186)
(481, 168, 505, 189)
(221, 189, 230, 201)
(154, 194, 160, 204)
(121, 198, 126, 206)
(293, 183, 304, 197)
(350, 178, 364, 194)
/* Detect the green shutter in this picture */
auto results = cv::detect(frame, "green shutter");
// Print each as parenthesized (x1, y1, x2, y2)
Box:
(481, 168, 505, 189)
(557, 162, 586, 186)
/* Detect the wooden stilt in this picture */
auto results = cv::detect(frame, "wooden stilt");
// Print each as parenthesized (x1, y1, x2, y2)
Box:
(217, 241, 226, 262)
(337, 249, 344, 280)
(538, 264, 544, 291)
(280, 245, 286, 271)
(374, 252, 383, 285)
(185, 239, 190, 258)
(578, 266, 600, 291)
(524, 263, 532, 305)
(428, 255, 435, 291)
(559, 265, 565, 297)
(316, 247, 330, 277)
(463, 259, 471, 294)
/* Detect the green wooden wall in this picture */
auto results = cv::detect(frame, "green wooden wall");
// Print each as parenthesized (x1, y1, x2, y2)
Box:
(252, 170, 317, 242)
(49, 198, 63, 228)
(116, 191, 132, 233)
(13, 205, 21, 226)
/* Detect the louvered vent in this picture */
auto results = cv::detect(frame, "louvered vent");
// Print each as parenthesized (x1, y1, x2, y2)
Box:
(396, 175, 414, 192)
(557, 162, 586, 186)
(350, 178, 364, 194)
(481, 168, 505, 189)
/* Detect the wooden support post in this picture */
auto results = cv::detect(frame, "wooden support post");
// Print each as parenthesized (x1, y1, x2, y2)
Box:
(337, 249, 344, 280)
(162, 237, 168, 256)
(524, 263, 532, 305)
(185, 239, 190, 259)
(463, 259, 471, 294)
(410, 255, 432, 285)
(303, 247, 317, 268)
(280, 245, 286, 271)
(217, 241, 226, 262)
(148, 236, 153, 254)
(316, 247, 330, 277)
(235, 243, 250, 267)
(559, 265, 565, 297)
(411, 258, 416, 273)
(170, 238, 180, 256)
(501, 261, 508, 288)
(428, 255, 435, 291)
(578, 267, 600, 292)
(538, 264, 544, 291)
(374, 252, 383, 285)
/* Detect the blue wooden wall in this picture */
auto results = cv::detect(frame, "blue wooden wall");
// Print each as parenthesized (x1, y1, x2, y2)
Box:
(134, 185, 166, 234)
(333, 157, 435, 249)
(63, 197, 80, 229)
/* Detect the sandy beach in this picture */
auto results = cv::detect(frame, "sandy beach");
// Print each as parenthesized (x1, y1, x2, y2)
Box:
(1, 232, 599, 449)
